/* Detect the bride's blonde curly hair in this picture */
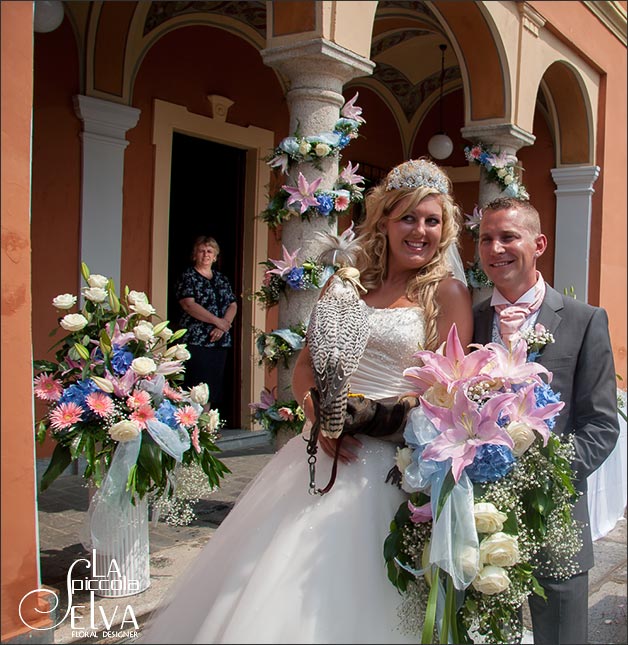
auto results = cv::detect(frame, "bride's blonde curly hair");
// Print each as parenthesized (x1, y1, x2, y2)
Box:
(354, 162, 462, 351)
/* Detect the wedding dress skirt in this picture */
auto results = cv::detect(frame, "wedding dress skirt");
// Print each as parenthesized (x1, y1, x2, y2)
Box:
(142, 306, 426, 644)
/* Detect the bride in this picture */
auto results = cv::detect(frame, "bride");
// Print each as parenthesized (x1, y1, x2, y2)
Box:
(141, 158, 473, 644)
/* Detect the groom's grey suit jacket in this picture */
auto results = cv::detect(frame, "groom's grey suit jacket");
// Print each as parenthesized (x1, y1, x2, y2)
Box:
(473, 283, 620, 573)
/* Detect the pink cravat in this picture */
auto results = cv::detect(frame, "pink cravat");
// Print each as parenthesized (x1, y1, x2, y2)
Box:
(495, 279, 546, 346)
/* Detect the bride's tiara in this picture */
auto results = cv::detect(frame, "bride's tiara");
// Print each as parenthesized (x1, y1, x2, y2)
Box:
(385, 159, 450, 194)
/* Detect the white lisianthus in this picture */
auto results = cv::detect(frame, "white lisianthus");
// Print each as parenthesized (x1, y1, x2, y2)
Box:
(83, 287, 107, 303)
(133, 322, 155, 342)
(87, 274, 108, 289)
(474, 502, 508, 534)
(506, 421, 536, 457)
(298, 141, 311, 156)
(472, 565, 511, 595)
(497, 168, 507, 178)
(422, 382, 455, 408)
(91, 375, 114, 393)
(503, 174, 514, 185)
(314, 143, 331, 157)
(189, 383, 209, 405)
(130, 301, 156, 317)
(109, 420, 141, 442)
(128, 290, 149, 305)
(479, 532, 520, 567)
(131, 357, 156, 376)
(60, 313, 89, 332)
(395, 446, 413, 474)
(52, 293, 77, 310)
(206, 409, 220, 432)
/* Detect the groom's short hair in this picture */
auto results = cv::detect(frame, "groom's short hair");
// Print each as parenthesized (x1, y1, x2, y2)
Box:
(483, 197, 541, 236)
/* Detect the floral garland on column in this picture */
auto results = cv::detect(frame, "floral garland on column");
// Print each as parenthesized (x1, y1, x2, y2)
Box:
(463, 142, 530, 288)
(250, 93, 367, 435)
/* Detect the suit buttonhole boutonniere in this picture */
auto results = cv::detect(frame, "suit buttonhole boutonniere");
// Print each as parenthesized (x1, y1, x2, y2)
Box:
(521, 323, 555, 361)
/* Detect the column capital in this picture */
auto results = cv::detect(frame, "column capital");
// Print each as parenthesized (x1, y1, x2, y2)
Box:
(460, 123, 535, 153)
(551, 165, 600, 195)
(261, 38, 374, 92)
(74, 95, 141, 141)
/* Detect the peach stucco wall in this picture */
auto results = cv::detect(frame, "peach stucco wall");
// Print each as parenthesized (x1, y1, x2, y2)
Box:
(529, 1, 627, 380)
(1, 2, 51, 639)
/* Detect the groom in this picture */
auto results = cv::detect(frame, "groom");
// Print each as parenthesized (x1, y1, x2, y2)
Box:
(472, 197, 620, 645)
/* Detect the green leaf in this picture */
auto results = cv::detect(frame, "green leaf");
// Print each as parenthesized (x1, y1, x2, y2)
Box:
(40, 444, 73, 492)
(36, 420, 48, 443)
(531, 575, 547, 600)
(33, 360, 58, 372)
(383, 531, 401, 562)
(421, 567, 439, 644)
(138, 439, 163, 486)
(436, 469, 455, 521)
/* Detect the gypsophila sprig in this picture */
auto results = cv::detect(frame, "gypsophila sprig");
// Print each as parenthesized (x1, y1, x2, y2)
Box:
(520, 323, 555, 361)
(249, 387, 305, 437)
(256, 323, 306, 370)
(465, 143, 530, 200)
(33, 262, 231, 501)
(465, 259, 494, 290)
(384, 324, 580, 644)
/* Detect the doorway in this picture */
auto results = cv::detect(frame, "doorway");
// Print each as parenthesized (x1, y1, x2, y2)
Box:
(168, 132, 245, 429)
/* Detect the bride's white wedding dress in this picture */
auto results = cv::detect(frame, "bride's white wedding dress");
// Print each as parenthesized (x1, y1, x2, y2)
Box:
(141, 306, 425, 644)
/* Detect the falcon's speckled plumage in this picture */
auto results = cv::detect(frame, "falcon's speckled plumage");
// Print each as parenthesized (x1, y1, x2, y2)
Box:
(306, 226, 370, 438)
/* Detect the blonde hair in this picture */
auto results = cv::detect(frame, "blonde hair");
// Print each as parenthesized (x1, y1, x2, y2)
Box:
(355, 169, 462, 351)
(191, 236, 220, 262)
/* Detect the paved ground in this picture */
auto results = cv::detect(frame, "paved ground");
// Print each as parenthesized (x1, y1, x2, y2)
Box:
(35, 430, 627, 645)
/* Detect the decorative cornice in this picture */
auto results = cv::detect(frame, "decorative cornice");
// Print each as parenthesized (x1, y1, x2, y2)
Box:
(518, 2, 546, 38)
(583, 1, 627, 46)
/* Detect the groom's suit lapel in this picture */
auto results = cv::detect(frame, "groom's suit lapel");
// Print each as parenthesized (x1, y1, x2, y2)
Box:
(533, 285, 564, 363)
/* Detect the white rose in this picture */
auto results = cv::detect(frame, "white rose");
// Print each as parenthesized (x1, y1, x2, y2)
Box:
(130, 301, 156, 317)
(479, 532, 520, 567)
(395, 446, 413, 474)
(133, 322, 155, 342)
(128, 290, 149, 305)
(503, 174, 514, 185)
(459, 545, 480, 580)
(83, 287, 107, 303)
(52, 293, 77, 309)
(87, 274, 108, 289)
(506, 421, 536, 457)
(314, 143, 331, 157)
(158, 327, 174, 341)
(131, 357, 156, 375)
(474, 502, 508, 534)
(422, 382, 455, 408)
(472, 565, 511, 595)
(497, 168, 507, 178)
(298, 141, 311, 156)
(206, 409, 220, 432)
(189, 383, 209, 405)
(60, 313, 89, 332)
(168, 344, 191, 361)
(109, 420, 141, 442)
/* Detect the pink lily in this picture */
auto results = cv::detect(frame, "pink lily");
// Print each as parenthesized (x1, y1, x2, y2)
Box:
(266, 245, 301, 278)
(249, 387, 276, 412)
(421, 388, 516, 483)
(479, 339, 551, 387)
(340, 92, 366, 123)
(505, 383, 565, 445)
(408, 500, 432, 524)
(105, 368, 137, 398)
(464, 206, 483, 232)
(283, 173, 322, 214)
(268, 153, 289, 175)
(487, 150, 518, 169)
(404, 324, 493, 395)
(339, 161, 365, 187)
(156, 360, 185, 375)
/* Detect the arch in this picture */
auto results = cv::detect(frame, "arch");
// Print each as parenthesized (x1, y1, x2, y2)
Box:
(542, 61, 594, 165)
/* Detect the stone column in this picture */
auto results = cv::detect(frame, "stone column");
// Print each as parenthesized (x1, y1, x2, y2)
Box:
(460, 123, 536, 302)
(74, 95, 141, 290)
(261, 39, 373, 402)
(550, 165, 600, 302)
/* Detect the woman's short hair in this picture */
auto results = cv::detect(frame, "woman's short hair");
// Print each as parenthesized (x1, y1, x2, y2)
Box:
(191, 236, 220, 261)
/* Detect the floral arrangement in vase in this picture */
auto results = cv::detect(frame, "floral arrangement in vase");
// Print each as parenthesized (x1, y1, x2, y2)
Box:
(255, 323, 306, 370)
(384, 325, 580, 644)
(34, 263, 230, 501)
(249, 387, 305, 437)
(464, 142, 530, 200)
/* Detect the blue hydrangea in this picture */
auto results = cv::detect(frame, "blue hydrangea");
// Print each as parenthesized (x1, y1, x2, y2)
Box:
(479, 152, 491, 165)
(316, 194, 334, 216)
(156, 400, 178, 428)
(285, 267, 306, 290)
(466, 444, 515, 483)
(59, 379, 99, 417)
(334, 132, 351, 149)
(111, 346, 134, 375)
(535, 382, 562, 430)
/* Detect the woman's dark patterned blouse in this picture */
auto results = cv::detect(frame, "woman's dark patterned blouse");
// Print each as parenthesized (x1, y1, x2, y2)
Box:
(176, 267, 236, 348)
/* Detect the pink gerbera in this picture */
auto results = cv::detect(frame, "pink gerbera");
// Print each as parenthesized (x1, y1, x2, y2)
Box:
(191, 427, 201, 454)
(34, 374, 64, 402)
(127, 389, 151, 409)
(131, 404, 156, 429)
(49, 402, 83, 430)
(278, 407, 295, 421)
(334, 193, 350, 211)
(85, 392, 115, 418)
(175, 405, 200, 428)
(163, 383, 184, 401)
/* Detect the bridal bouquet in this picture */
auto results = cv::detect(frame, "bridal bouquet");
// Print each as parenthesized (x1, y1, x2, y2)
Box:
(384, 325, 581, 644)
(34, 263, 230, 501)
